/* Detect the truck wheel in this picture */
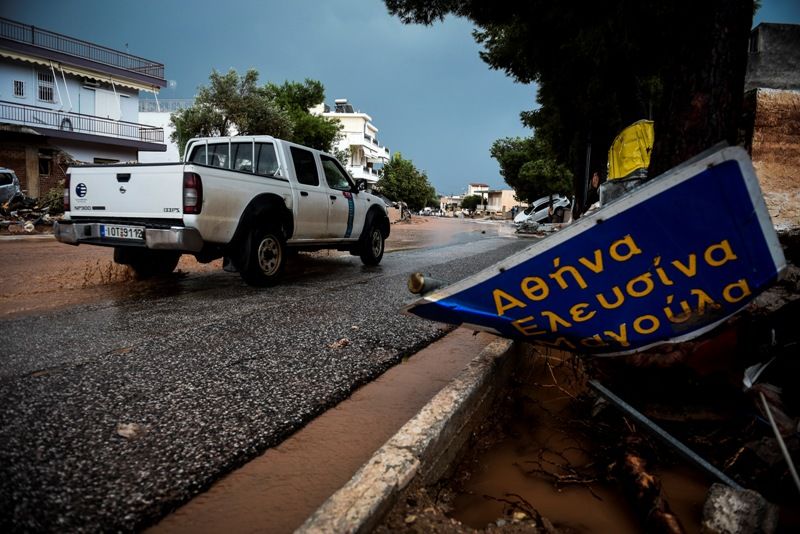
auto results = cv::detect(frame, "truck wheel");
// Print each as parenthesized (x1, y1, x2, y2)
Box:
(240, 225, 285, 286)
(115, 248, 180, 279)
(359, 221, 384, 266)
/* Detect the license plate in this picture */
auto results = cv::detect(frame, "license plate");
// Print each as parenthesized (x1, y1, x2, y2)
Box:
(101, 224, 144, 240)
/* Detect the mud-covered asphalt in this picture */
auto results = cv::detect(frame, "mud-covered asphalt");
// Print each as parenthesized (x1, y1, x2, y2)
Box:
(0, 220, 529, 532)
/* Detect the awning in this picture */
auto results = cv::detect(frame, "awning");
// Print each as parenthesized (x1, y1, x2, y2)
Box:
(0, 48, 160, 93)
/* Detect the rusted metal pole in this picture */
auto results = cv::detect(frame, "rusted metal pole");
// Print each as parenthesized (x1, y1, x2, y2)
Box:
(589, 379, 744, 491)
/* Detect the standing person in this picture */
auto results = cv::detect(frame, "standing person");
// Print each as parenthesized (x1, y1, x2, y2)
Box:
(584, 171, 601, 213)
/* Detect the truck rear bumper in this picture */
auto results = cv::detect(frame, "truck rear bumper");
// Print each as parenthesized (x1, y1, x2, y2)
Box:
(54, 221, 204, 252)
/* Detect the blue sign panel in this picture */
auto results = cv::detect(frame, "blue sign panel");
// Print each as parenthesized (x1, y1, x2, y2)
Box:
(405, 147, 786, 355)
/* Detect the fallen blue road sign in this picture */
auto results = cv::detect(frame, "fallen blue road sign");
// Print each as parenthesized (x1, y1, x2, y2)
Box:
(405, 147, 786, 355)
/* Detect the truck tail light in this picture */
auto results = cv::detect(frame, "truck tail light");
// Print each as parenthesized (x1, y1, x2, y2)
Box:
(64, 173, 71, 212)
(183, 172, 203, 214)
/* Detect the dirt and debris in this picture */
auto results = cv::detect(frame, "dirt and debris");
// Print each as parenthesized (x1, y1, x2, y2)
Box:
(748, 89, 800, 231)
(116, 422, 148, 440)
(515, 221, 564, 237)
(329, 338, 352, 350)
(0, 188, 63, 234)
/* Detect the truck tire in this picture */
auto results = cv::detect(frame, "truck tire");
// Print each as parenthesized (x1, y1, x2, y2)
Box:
(240, 225, 285, 286)
(359, 219, 384, 266)
(114, 248, 180, 279)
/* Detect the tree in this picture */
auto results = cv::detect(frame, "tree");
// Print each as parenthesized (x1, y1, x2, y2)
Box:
(378, 153, 436, 211)
(385, 0, 754, 207)
(332, 146, 351, 168)
(490, 135, 572, 202)
(425, 186, 440, 208)
(460, 194, 482, 212)
(264, 80, 342, 152)
(170, 69, 341, 157)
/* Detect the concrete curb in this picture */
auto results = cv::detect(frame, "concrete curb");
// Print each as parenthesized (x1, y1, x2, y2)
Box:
(297, 338, 525, 534)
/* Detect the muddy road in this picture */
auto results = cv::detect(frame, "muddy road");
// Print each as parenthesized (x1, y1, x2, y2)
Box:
(0, 218, 527, 531)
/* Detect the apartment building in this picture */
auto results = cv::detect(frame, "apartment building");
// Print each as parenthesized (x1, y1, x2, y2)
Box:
(0, 17, 166, 197)
(312, 98, 390, 186)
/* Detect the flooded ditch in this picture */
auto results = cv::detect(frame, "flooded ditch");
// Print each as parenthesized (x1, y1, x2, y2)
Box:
(378, 341, 800, 533)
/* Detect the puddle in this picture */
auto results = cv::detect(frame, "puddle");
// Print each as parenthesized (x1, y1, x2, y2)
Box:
(377, 349, 735, 533)
(448, 351, 709, 532)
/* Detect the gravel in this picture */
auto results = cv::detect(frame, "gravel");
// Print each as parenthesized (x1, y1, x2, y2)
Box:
(0, 233, 529, 532)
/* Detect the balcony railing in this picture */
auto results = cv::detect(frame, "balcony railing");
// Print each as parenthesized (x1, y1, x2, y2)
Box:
(0, 100, 164, 144)
(0, 17, 165, 81)
(347, 165, 381, 181)
(364, 134, 389, 153)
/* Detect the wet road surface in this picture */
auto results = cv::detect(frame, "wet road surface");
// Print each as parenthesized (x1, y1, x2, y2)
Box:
(0, 219, 529, 532)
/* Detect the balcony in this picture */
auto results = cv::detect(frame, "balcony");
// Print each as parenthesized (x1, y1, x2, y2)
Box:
(363, 134, 390, 154)
(0, 17, 166, 86)
(348, 165, 381, 182)
(0, 100, 165, 149)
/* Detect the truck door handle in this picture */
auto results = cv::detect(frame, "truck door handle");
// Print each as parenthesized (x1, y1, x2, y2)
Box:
(116, 173, 131, 182)
(330, 195, 337, 200)
(300, 191, 308, 197)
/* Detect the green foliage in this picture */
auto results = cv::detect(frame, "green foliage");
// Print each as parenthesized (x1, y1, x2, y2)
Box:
(170, 69, 341, 157)
(460, 194, 482, 212)
(425, 188, 440, 208)
(491, 136, 572, 203)
(332, 146, 351, 168)
(377, 153, 437, 212)
(264, 80, 342, 152)
(41, 179, 65, 214)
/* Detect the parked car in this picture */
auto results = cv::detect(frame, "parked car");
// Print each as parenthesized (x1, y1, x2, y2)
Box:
(514, 194, 571, 224)
(0, 167, 21, 204)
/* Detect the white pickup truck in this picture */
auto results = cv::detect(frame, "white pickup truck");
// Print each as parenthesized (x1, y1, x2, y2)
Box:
(54, 136, 390, 286)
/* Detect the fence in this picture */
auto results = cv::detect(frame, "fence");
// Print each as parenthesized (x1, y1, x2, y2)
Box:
(0, 17, 165, 80)
(0, 100, 164, 143)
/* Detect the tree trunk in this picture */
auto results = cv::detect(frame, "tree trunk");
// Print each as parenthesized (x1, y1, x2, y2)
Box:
(649, 0, 754, 177)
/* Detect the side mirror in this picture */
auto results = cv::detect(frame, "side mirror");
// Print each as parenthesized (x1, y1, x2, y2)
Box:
(356, 178, 368, 192)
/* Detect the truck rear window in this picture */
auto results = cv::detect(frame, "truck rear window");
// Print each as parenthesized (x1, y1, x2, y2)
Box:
(189, 143, 229, 168)
(189, 142, 278, 176)
(255, 143, 278, 175)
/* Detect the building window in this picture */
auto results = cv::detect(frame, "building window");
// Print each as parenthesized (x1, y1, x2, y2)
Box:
(749, 30, 761, 53)
(37, 72, 55, 103)
(39, 157, 51, 177)
(13, 80, 25, 97)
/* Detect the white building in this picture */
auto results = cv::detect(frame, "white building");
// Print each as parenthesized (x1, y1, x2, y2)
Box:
(138, 99, 194, 162)
(439, 194, 463, 214)
(467, 183, 489, 197)
(311, 98, 390, 186)
(486, 189, 522, 215)
(0, 16, 166, 197)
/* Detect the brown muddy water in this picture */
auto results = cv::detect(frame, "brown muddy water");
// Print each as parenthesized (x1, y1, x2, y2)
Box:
(448, 350, 710, 532)
(379, 349, 722, 533)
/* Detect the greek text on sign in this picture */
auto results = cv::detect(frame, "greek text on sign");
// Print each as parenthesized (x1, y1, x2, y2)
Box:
(405, 147, 786, 355)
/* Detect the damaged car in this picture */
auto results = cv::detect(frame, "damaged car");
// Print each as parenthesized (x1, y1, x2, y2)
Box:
(514, 194, 571, 225)
(0, 167, 21, 204)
